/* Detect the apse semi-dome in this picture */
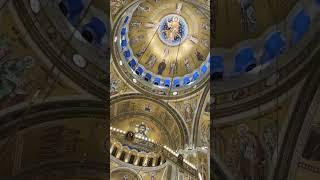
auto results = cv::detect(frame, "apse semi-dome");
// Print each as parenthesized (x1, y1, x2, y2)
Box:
(112, 0, 210, 99)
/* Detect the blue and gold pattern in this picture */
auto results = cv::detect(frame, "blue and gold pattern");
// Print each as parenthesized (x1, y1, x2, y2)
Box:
(158, 14, 188, 47)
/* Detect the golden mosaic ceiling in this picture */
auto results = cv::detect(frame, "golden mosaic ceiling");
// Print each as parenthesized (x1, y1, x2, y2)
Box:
(112, 0, 210, 99)
(128, 0, 210, 77)
(110, 94, 190, 150)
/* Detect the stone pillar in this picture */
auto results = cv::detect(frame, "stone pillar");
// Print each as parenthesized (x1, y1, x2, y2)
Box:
(110, 144, 115, 154)
(134, 155, 140, 165)
(152, 156, 157, 166)
(115, 149, 122, 159)
(124, 152, 130, 163)
(143, 156, 148, 166)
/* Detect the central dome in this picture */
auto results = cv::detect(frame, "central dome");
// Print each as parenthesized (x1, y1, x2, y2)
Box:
(158, 14, 189, 46)
(112, 0, 210, 98)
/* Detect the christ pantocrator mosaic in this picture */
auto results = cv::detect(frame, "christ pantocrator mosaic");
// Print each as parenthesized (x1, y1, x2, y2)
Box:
(158, 14, 188, 46)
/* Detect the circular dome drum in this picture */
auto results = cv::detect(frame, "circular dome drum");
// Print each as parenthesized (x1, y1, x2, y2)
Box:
(112, 0, 210, 99)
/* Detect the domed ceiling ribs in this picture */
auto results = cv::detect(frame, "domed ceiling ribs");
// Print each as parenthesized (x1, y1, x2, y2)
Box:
(192, 84, 209, 145)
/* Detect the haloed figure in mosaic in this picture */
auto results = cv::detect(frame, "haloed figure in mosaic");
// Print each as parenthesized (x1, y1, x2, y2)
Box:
(135, 123, 149, 139)
(158, 14, 188, 46)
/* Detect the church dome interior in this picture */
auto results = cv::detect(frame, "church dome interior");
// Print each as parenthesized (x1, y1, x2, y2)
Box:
(212, 0, 318, 87)
(0, 0, 320, 180)
(212, 0, 320, 118)
(210, 0, 320, 180)
(110, 0, 210, 179)
(112, 0, 210, 99)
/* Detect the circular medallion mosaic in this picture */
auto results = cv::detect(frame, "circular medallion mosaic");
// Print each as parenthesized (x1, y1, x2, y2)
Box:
(158, 14, 188, 46)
